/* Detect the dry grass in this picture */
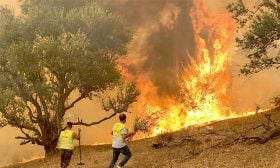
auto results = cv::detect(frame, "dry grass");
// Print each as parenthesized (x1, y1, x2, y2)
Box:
(5, 109, 280, 168)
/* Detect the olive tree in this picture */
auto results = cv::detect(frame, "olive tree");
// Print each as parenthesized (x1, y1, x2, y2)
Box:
(0, 0, 138, 156)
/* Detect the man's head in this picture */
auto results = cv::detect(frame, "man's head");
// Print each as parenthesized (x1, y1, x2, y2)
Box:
(119, 114, 126, 123)
(66, 122, 73, 129)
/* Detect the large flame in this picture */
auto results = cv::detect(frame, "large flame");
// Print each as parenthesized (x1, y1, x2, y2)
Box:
(119, 0, 257, 136)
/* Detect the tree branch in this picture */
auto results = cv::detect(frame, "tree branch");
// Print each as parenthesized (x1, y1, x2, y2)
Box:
(250, 2, 265, 16)
(15, 136, 31, 145)
(15, 136, 29, 140)
(16, 128, 42, 145)
(38, 95, 50, 119)
(26, 95, 43, 119)
(72, 111, 127, 126)
(20, 127, 31, 138)
(26, 105, 38, 123)
(20, 140, 32, 145)
(64, 94, 86, 111)
(18, 123, 41, 137)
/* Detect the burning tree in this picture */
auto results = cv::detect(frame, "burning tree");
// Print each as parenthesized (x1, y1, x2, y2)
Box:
(0, 0, 138, 156)
(126, 0, 238, 136)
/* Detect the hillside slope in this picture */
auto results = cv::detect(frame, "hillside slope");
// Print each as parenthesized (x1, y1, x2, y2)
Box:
(6, 109, 280, 168)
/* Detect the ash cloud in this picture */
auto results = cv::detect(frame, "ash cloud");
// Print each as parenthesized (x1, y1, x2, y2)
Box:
(0, 0, 279, 166)
(102, 0, 197, 96)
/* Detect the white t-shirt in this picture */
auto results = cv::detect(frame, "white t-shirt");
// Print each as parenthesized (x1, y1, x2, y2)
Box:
(112, 127, 128, 148)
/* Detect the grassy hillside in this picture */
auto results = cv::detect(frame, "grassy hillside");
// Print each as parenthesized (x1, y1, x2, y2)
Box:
(5, 109, 280, 168)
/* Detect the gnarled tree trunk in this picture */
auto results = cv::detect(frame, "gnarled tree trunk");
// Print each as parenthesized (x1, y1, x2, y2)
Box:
(44, 140, 58, 157)
(41, 123, 60, 157)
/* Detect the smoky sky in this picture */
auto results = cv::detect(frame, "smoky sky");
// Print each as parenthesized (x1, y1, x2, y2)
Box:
(102, 0, 197, 96)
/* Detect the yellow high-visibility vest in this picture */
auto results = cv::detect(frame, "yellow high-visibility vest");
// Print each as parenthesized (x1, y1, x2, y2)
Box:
(112, 123, 126, 138)
(56, 130, 74, 150)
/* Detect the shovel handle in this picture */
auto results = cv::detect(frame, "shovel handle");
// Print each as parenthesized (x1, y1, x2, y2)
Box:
(78, 129, 82, 162)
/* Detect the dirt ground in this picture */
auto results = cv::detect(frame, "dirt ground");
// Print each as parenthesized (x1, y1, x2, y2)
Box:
(5, 109, 280, 168)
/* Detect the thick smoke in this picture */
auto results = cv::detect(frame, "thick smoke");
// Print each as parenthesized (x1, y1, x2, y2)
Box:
(0, 127, 43, 166)
(0, 0, 279, 166)
(102, 0, 197, 96)
(102, 0, 280, 110)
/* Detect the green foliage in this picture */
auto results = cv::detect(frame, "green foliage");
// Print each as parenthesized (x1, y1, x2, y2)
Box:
(102, 84, 140, 114)
(227, 0, 249, 27)
(227, 0, 280, 75)
(0, 0, 135, 153)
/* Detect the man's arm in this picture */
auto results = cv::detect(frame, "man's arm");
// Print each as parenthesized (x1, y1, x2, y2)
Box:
(73, 128, 81, 140)
(125, 132, 136, 139)
(122, 129, 136, 139)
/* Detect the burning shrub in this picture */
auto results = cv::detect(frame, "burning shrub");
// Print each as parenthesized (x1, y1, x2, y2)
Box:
(133, 117, 148, 132)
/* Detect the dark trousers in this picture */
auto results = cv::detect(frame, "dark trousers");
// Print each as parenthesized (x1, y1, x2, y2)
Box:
(60, 149, 73, 168)
(109, 145, 132, 168)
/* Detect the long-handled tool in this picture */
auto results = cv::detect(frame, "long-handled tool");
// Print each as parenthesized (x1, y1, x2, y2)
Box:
(77, 129, 85, 166)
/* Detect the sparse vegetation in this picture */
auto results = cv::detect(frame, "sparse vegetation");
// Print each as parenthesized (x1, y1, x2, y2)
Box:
(5, 109, 280, 168)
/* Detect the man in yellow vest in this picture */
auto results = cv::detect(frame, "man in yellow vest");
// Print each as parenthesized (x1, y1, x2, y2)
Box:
(57, 122, 80, 168)
(109, 114, 135, 168)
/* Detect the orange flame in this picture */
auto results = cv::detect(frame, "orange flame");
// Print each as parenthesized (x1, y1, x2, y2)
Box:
(119, 0, 258, 136)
